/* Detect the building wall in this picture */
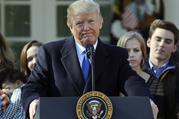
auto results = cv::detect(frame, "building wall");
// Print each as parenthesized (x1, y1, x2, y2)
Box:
(164, 0, 179, 28)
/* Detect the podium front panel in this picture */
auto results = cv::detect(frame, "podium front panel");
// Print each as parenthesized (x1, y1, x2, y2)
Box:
(38, 96, 153, 119)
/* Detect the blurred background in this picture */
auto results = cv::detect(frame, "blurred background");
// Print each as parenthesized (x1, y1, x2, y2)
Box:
(0, 0, 179, 68)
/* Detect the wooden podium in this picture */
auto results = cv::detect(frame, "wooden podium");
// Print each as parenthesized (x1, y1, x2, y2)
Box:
(35, 96, 154, 119)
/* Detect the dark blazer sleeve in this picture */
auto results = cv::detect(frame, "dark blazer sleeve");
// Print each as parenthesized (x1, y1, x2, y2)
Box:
(22, 45, 51, 113)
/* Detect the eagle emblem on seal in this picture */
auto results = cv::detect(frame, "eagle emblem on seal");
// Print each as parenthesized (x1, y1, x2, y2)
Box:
(86, 100, 104, 119)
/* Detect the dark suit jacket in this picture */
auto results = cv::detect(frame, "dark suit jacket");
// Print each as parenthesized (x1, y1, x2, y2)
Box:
(22, 37, 151, 112)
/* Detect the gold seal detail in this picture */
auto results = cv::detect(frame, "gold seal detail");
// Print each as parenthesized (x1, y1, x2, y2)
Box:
(76, 91, 113, 119)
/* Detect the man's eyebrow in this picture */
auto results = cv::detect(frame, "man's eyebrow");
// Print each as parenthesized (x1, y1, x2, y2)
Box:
(155, 36, 173, 41)
(164, 38, 173, 41)
(155, 36, 162, 39)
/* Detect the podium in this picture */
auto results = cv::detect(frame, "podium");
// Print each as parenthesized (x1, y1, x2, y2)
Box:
(36, 96, 154, 119)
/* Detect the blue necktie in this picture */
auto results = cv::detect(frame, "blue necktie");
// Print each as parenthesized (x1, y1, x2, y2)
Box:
(82, 54, 90, 82)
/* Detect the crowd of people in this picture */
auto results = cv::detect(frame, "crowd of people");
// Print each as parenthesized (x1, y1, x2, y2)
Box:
(0, 34, 41, 119)
(118, 19, 179, 119)
(0, 0, 179, 119)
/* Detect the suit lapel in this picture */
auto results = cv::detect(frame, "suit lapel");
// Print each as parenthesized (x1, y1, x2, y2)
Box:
(61, 37, 85, 95)
(95, 39, 108, 80)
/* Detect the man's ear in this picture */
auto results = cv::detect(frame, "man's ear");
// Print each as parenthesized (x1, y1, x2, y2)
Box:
(99, 18, 103, 29)
(172, 44, 177, 53)
(68, 25, 74, 35)
(68, 24, 72, 31)
(67, 21, 73, 32)
(147, 38, 151, 48)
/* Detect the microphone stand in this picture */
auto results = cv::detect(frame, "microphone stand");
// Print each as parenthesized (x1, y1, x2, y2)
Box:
(86, 44, 95, 91)
(90, 53, 95, 91)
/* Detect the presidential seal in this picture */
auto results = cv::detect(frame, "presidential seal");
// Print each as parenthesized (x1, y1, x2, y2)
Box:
(76, 91, 113, 119)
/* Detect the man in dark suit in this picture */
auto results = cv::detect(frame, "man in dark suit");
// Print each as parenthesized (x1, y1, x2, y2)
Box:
(22, 0, 157, 119)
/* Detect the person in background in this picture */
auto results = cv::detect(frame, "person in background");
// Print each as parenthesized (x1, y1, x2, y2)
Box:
(22, 0, 158, 119)
(0, 89, 10, 114)
(117, 31, 154, 84)
(20, 40, 41, 77)
(145, 19, 179, 119)
(110, 0, 164, 45)
(0, 69, 26, 119)
(0, 33, 14, 72)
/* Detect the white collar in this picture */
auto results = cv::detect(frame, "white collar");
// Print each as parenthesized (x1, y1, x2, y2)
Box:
(148, 59, 169, 70)
(75, 40, 98, 55)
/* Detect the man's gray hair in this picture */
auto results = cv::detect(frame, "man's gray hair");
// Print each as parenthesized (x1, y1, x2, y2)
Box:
(67, 0, 103, 27)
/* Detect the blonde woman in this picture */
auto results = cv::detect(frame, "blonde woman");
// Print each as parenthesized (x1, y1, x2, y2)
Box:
(117, 31, 152, 83)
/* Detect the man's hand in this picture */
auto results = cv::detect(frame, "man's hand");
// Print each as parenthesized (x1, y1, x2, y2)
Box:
(150, 99, 158, 119)
(29, 99, 39, 119)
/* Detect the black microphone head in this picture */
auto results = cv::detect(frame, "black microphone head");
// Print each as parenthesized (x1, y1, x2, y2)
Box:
(86, 44, 93, 50)
(86, 44, 95, 59)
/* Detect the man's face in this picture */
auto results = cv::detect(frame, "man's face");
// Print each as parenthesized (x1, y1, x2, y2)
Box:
(69, 11, 102, 47)
(147, 28, 177, 65)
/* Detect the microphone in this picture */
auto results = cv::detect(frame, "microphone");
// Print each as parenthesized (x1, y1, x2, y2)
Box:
(86, 44, 95, 59)
(86, 44, 95, 91)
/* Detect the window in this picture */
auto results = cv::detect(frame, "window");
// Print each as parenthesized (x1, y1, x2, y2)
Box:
(0, 0, 31, 38)
(56, 5, 70, 37)
(5, 5, 30, 37)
